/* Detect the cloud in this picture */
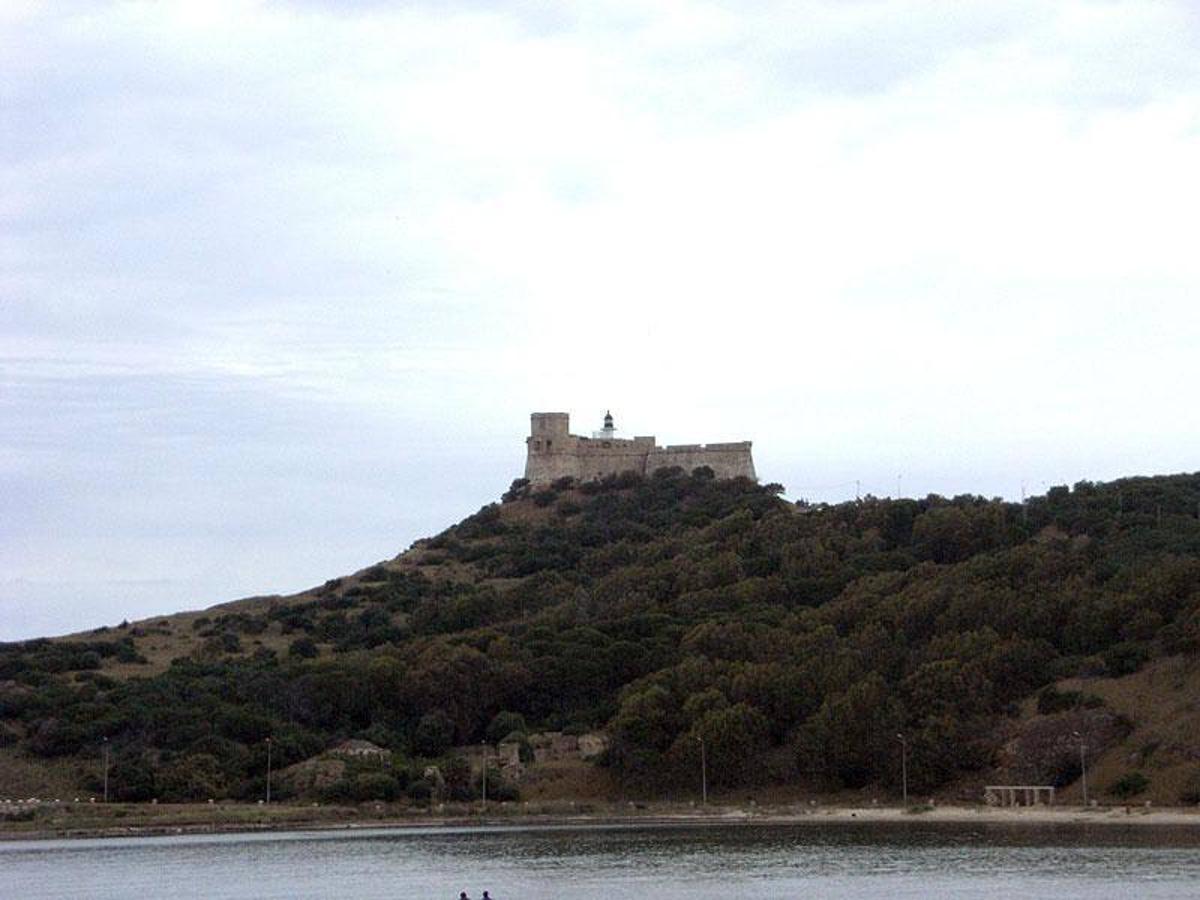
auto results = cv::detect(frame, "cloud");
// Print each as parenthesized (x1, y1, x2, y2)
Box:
(2, 0, 1198, 637)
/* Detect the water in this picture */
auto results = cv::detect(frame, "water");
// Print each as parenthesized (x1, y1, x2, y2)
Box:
(3, 822, 1199, 899)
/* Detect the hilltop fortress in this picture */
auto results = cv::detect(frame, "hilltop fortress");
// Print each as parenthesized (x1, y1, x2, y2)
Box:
(524, 412, 755, 485)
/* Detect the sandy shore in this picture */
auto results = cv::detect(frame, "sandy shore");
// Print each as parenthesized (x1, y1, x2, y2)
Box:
(754, 804, 1200, 826)
(3, 801, 1199, 842)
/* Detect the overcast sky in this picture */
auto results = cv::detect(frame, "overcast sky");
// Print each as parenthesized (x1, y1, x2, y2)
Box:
(3, 1, 1199, 640)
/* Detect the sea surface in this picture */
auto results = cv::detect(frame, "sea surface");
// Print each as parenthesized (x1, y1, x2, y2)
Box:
(3, 821, 1199, 899)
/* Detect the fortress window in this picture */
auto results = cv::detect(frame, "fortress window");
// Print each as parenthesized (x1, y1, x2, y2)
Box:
(603, 442, 611, 448)
(534, 440, 542, 450)
(546, 440, 553, 449)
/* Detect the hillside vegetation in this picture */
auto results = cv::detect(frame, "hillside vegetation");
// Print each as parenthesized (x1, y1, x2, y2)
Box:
(3, 468, 1200, 806)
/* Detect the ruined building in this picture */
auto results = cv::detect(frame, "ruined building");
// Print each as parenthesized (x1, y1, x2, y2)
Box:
(524, 411, 755, 485)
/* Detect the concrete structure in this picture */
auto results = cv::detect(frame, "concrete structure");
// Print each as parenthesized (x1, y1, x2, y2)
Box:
(524, 412, 755, 486)
(496, 741, 523, 770)
(525, 731, 610, 765)
(984, 785, 1056, 806)
(328, 739, 391, 761)
(577, 732, 609, 761)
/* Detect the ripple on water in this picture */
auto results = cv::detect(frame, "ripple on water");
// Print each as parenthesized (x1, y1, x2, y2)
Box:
(2, 822, 1199, 900)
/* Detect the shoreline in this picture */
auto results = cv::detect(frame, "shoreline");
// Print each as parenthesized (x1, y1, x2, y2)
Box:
(4, 802, 1200, 843)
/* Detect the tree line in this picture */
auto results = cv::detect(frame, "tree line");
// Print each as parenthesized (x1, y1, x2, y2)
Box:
(2, 467, 1198, 801)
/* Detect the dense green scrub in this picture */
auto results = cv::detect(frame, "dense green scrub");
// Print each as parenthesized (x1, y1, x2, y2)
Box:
(3, 468, 1199, 801)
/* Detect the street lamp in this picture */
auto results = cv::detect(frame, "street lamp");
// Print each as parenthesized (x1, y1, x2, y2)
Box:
(480, 742, 488, 809)
(1072, 731, 1088, 807)
(102, 737, 110, 803)
(695, 736, 707, 806)
(265, 738, 272, 804)
(895, 734, 908, 806)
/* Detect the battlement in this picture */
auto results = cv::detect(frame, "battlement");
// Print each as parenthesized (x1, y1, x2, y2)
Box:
(524, 412, 755, 485)
(694, 441, 753, 452)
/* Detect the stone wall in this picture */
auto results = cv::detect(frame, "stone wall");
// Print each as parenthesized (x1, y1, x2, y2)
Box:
(523, 444, 587, 484)
(648, 442, 756, 481)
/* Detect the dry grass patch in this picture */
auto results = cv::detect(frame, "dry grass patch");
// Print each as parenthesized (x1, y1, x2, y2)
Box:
(1056, 656, 1200, 806)
(518, 759, 620, 802)
(0, 749, 85, 800)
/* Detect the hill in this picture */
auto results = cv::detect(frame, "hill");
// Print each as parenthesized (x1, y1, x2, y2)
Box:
(3, 467, 1200, 807)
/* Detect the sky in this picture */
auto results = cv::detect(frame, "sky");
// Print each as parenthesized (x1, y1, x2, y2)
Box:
(3, 0, 1199, 640)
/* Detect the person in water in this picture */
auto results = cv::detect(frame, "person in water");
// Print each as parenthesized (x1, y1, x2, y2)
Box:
(459, 893, 470, 899)
(482, 893, 492, 899)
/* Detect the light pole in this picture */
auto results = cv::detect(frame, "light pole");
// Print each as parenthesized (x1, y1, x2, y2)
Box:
(895, 734, 908, 806)
(102, 737, 110, 803)
(481, 742, 488, 809)
(265, 737, 272, 804)
(1072, 731, 1088, 807)
(696, 736, 707, 806)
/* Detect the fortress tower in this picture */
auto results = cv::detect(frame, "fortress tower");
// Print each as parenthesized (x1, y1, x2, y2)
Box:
(524, 412, 755, 486)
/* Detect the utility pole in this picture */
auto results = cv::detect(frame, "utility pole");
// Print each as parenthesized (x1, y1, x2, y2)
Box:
(265, 737, 272, 804)
(696, 737, 708, 805)
(102, 737, 110, 803)
(1080, 734, 1089, 811)
(895, 733, 908, 806)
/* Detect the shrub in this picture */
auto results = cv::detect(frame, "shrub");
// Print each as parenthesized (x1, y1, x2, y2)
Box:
(115, 640, 147, 664)
(105, 748, 159, 802)
(1179, 771, 1200, 805)
(352, 772, 400, 802)
(358, 723, 401, 750)
(157, 753, 226, 801)
(27, 718, 87, 757)
(319, 778, 354, 803)
(476, 768, 519, 801)
(486, 711, 527, 745)
(502, 478, 531, 503)
(443, 755, 473, 801)
(197, 632, 242, 657)
(1036, 687, 1104, 715)
(1103, 642, 1151, 677)
(1109, 771, 1150, 799)
(406, 778, 432, 803)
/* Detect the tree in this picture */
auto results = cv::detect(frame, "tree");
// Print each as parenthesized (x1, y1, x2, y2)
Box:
(608, 684, 681, 779)
(675, 703, 770, 787)
(486, 711, 527, 745)
(158, 753, 226, 801)
(796, 674, 905, 788)
(412, 710, 455, 758)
